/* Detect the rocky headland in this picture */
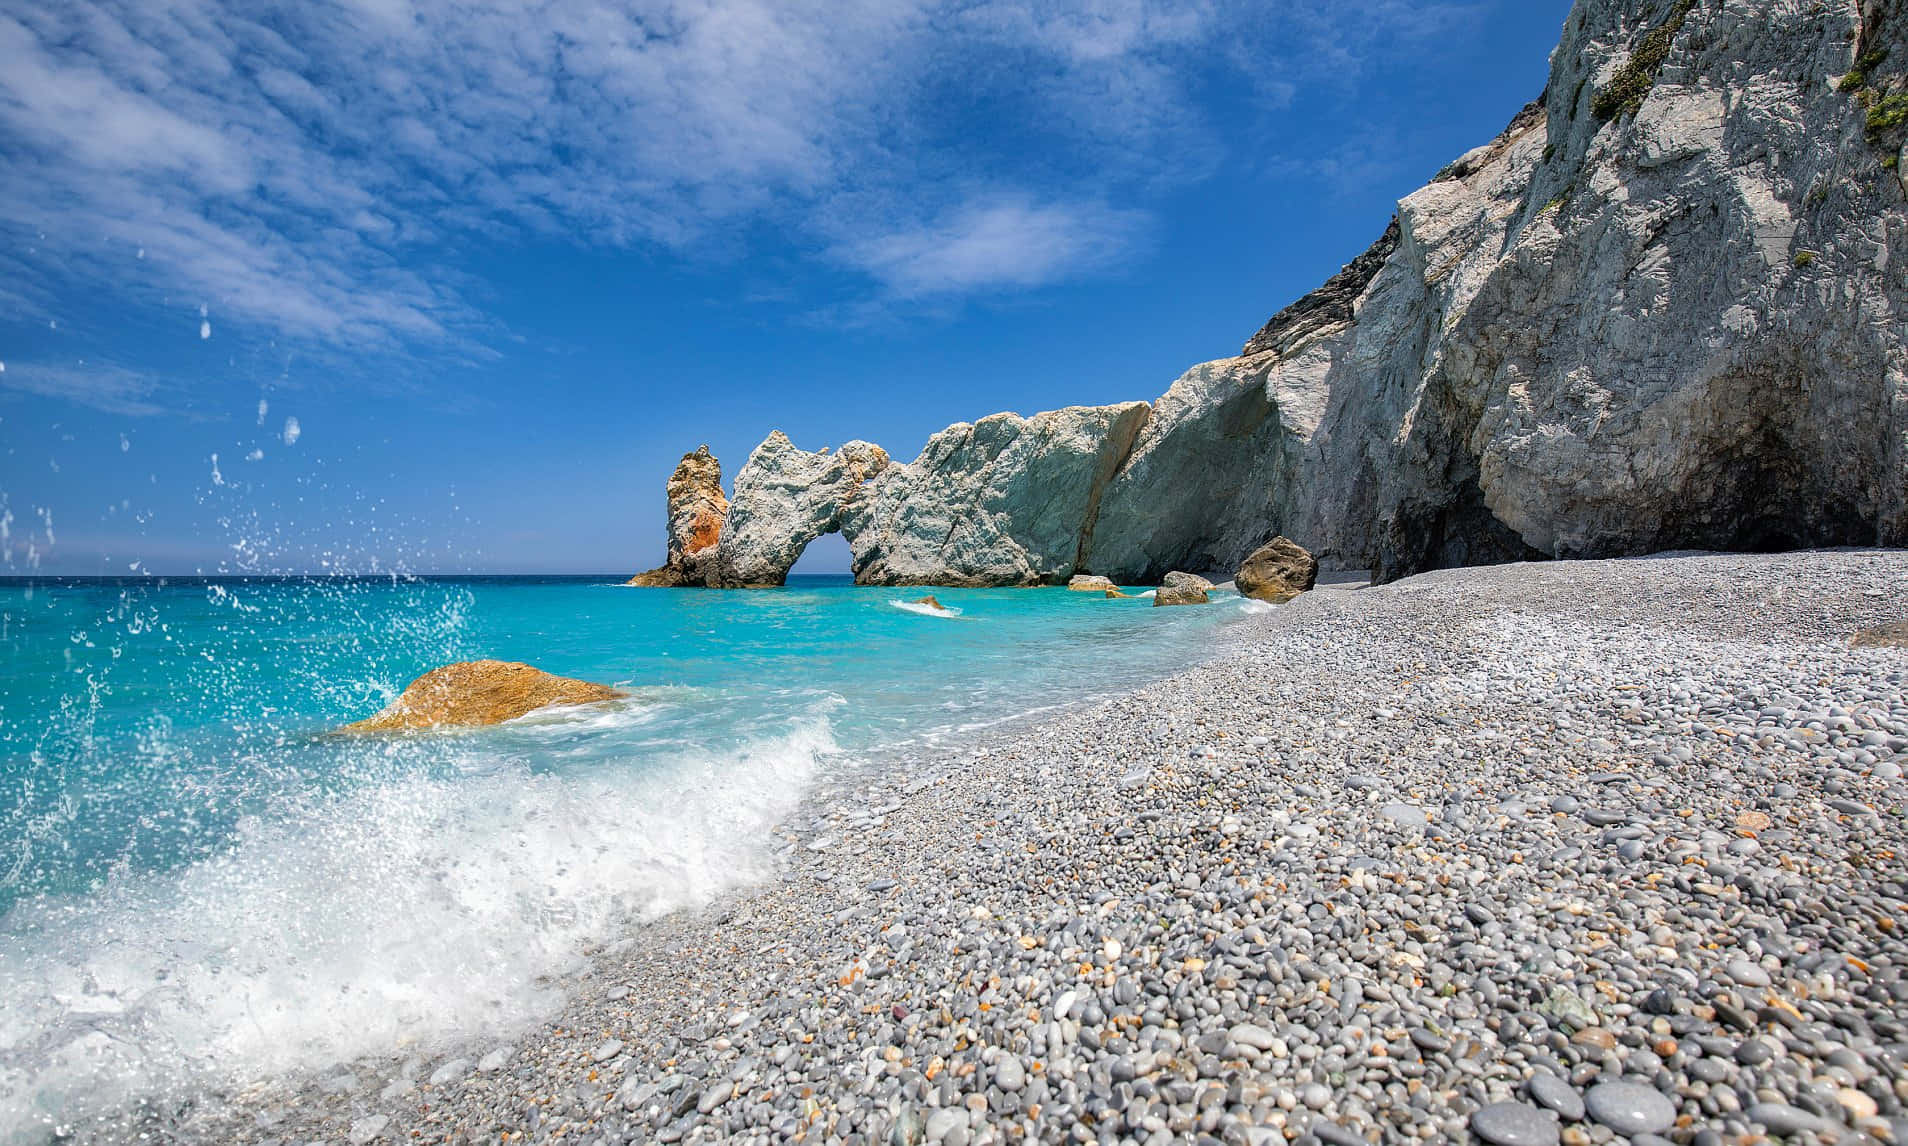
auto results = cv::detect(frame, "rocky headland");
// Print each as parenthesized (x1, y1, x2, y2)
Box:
(634, 0, 1908, 590)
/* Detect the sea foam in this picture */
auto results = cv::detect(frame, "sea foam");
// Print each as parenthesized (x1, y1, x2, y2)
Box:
(889, 599, 962, 617)
(0, 706, 835, 1140)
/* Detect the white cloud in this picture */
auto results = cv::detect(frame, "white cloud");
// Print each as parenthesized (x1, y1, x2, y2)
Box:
(0, 0, 1483, 356)
(839, 196, 1144, 298)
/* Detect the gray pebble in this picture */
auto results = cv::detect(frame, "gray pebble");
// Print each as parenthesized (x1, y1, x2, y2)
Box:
(1744, 1102, 1831, 1136)
(1471, 1102, 1562, 1146)
(1583, 1081, 1676, 1135)
(1527, 1071, 1585, 1121)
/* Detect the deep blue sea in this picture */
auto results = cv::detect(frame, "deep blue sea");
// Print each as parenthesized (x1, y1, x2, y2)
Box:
(0, 573, 1266, 1134)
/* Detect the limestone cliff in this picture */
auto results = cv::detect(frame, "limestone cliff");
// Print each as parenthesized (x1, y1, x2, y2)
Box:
(634, 0, 1908, 588)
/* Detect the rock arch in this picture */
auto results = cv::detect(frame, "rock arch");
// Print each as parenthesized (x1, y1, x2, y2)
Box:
(714, 434, 890, 587)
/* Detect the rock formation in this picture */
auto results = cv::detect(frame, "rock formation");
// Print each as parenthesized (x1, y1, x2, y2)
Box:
(634, 0, 1908, 588)
(1067, 575, 1117, 592)
(628, 446, 729, 587)
(344, 661, 626, 731)
(1161, 571, 1214, 594)
(1235, 538, 1319, 603)
(846, 405, 1151, 587)
(1153, 585, 1209, 607)
(715, 434, 890, 587)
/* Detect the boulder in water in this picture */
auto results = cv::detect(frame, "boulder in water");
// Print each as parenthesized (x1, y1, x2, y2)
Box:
(1161, 571, 1213, 593)
(345, 660, 626, 732)
(1105, 589, 1133, 599)
(1153, 585, 1209, 607)
(1235, 537, 1319, 603)
(1068, 574, 1117, 592)
(912, 595, 948, 611)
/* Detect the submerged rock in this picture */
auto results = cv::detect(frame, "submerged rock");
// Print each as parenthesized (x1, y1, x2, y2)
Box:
(1067, 574, 1117, 592)
(911, 595, 948, 611)
(1105, 589, 1134, 599)
(1236, 537, 1319, 603)
(345, 660, 626, 732)
(1153, 585, 1209, 607)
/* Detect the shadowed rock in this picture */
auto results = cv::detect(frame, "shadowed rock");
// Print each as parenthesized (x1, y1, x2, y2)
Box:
(344, 661, 626, 732)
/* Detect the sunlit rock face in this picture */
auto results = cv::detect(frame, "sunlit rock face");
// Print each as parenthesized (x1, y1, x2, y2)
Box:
(712, 434, 892, 587)
(673, 406, 1150, 588)
(628, 446, 730, 587)
(845, 404, 1153, 587)
(637, 0, 1908, 587)
(343, 661, 625, 731)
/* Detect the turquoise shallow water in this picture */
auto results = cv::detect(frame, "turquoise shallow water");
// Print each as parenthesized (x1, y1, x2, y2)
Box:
(0, 573, 1261, 1134)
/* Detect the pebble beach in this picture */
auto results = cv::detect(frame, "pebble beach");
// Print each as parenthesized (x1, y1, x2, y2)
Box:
(177, 550, 1908, 1146)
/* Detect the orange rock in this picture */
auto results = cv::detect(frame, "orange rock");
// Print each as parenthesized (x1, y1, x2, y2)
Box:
(344, 660, 626, 732)
(1735, 811, 1772, 832)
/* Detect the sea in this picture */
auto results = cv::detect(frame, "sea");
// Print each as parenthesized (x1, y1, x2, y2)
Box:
(0, 573, 1268, 1137)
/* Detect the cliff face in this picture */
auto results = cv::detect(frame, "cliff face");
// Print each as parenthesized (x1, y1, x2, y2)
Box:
(637, 0, 1908, 588)
(1260, 0, 1908, 578)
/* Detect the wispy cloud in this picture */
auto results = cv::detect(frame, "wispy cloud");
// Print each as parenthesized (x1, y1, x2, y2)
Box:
(0, 361, 173, 417)
(0, 0, 1482, 358)
(837, 196, 1145, 298)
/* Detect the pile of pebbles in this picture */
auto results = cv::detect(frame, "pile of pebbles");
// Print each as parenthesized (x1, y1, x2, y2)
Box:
(173, 551, 1906, 1146)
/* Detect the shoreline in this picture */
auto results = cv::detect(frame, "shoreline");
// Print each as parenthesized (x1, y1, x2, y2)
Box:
(114, 551, 1908, 1144)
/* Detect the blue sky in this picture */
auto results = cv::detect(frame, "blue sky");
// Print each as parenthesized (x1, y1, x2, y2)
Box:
(0, 0, 1572, 575)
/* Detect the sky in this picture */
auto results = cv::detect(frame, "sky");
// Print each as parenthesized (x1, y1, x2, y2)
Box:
(0, 0, 1574, 576)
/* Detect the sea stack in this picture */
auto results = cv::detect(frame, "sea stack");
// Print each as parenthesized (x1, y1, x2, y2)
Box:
(628, 446, 730, 587)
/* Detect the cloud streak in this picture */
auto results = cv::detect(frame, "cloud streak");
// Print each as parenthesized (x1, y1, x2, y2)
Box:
(0, 0, 1482, 357)
(0, 360, 172, 417)
(838, 196, 1145, 298)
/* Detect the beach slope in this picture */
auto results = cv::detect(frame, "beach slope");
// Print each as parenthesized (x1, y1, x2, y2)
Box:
(194, 551, 1907, 1146)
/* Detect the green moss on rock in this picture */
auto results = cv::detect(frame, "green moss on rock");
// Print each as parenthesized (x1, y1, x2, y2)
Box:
(1592, 0, 1698, 122)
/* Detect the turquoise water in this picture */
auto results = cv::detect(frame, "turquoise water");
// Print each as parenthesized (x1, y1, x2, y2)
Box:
(0, 573, 1261, 1135)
